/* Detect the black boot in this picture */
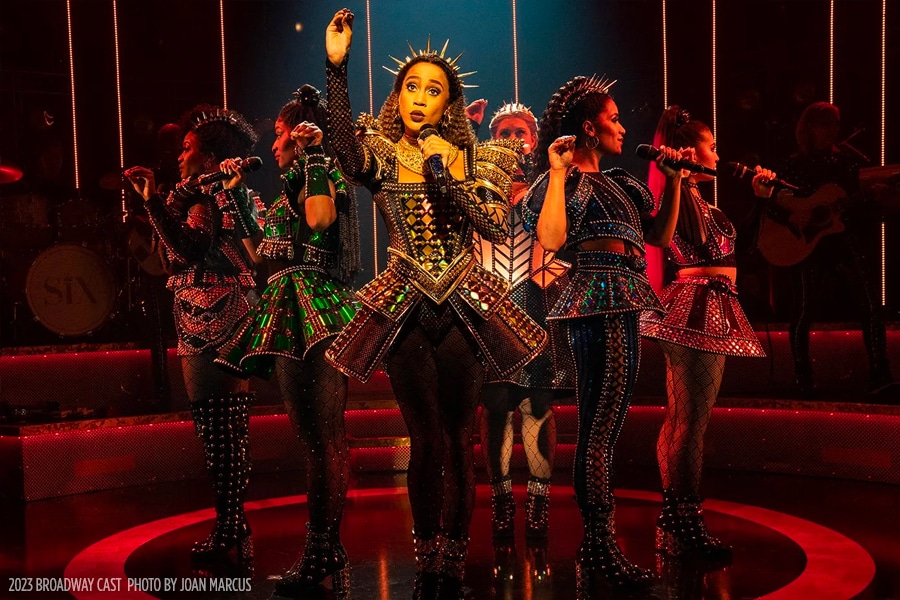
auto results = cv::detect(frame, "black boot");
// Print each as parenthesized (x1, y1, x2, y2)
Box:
(437, 536, 468, 600)
(273, 523, 351, 599)
(190, 393, 254, 566)
(412, 532, 442, 600)
(575, 509, 652, 598)
(525, 476, 550, 539)
(490, 476, 515, 539)
(656, 490, 731, 563)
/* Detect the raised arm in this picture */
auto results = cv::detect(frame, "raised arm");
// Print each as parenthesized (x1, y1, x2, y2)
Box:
(536, 135, 575, 252)
(324, 9, 370, 181)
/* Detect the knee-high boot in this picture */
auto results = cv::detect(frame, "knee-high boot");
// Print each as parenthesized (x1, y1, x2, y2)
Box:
(190, 392, 253, 565)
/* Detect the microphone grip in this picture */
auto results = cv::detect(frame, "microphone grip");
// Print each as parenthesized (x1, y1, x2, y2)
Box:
(427, 154, 449, 196)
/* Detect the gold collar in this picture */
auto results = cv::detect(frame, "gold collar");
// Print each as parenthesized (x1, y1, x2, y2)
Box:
(397, 136, 458, 175)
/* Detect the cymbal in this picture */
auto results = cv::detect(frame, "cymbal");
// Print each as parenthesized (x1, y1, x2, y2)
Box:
(0, 163, 23, 184)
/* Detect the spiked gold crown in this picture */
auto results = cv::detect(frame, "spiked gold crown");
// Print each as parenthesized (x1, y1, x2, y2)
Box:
(383, 37, 477, 88)
(489, 102, 538, 133)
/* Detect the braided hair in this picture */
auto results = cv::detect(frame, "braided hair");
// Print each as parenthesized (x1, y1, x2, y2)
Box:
(534, 76, 615, 174)
(179, 104, 258, 161)
(278, 84, 337, 158)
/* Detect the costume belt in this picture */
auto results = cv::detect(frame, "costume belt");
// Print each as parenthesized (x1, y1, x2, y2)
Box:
(386, 246, 476, 305)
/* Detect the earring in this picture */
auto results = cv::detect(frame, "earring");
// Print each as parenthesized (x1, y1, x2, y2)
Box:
(585, 135, 599, 150)
(440, 111, 451, 130)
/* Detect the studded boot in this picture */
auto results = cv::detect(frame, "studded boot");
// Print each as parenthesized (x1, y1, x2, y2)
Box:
(438, 536, 469, 600)
(656, 489, 731, 562)
(490, 476, 515, 539)
(525, 476, 550, 539)
(575, 509, 652, 598)
(190, 393, 254, 566)
(412, 531, 442, 600)
(273, 523, 351, 599)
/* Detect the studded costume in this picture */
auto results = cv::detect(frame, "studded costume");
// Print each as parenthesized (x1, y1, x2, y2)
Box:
(146, 179, 261, 566)
(325, 50, 546, 599)
(641, 180, 764, 561)
(524, 166, 664, 593)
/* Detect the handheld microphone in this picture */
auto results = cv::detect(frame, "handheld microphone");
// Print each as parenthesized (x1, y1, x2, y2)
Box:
(192, 156, 263, 187)
(417, 126, 449, 196)
(722, 161, 799, 191)
(635, 144, 717, 176)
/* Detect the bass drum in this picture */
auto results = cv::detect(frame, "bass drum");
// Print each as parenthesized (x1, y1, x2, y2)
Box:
(25, 244, 116, 336)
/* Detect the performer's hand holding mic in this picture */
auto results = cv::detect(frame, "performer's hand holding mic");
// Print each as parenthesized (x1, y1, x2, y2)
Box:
(722, 161, 798, 193)
(635, 144, 717, 176)
(418, 126, 450, 196)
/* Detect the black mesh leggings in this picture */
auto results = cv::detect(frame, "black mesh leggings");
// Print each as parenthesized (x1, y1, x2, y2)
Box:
(182, 353, 248, 401)
(276, 341, 349, 531)
(384, 304, 484, 541)
(656, 342, 725, 495)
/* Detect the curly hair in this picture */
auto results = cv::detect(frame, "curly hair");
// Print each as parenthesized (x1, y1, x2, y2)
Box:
(534, 76, 614, 174)
(179, 104, 258, 160)
(373, 54, 477, 147)
(277, 84, 335, 157)
(654, 105, 710, 151)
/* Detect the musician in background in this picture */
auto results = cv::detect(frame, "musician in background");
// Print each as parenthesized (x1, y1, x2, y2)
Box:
(778, 101, 893, 398)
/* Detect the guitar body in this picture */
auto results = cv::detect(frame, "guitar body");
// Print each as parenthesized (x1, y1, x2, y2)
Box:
(757, 183, 848, 267)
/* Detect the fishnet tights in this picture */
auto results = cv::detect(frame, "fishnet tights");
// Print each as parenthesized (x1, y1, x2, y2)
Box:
(182, 353, 248, 402)
(656, 342, 725, 495)
(276, 342, 349, 531)
(569, 314, 640, 514)
(481, 384, 556, 481)
(384, 304, 483, 541)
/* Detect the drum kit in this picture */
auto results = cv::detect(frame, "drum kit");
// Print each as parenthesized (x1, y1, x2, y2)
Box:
(1, 161, 165, 345)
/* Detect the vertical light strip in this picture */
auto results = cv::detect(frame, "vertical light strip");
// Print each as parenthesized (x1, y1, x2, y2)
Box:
(511, 0, 520, 103)
(366, 0, 373, 115)
(661, 0, 668, 108)
(881, 0, 887, 305)
(219, 0, 227, 108)
(881, 0, 887, 167)
(711, 0, 717, 206)
(829, 0, 834, 104)
(65, 0, 80, 190)
(366, 0, 378, 276)
(112, 0, 126, 223)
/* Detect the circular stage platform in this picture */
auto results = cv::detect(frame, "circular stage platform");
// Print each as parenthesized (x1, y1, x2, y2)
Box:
(64, 483, 875, 600)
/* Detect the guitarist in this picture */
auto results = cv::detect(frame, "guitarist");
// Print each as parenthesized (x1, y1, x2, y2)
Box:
(777, 101, 893, 398)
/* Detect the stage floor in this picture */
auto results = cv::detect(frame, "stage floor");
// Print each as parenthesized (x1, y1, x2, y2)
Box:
(4, 465, 899, 600)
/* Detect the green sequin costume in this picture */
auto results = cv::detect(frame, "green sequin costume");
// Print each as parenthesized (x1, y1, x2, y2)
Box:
(217, 158, 358, 379)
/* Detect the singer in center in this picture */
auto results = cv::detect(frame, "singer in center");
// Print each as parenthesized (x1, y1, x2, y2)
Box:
(322, 9, 547, 599)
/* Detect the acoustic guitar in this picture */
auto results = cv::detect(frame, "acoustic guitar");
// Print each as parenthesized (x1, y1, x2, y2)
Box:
(756, 183, 849, 267)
